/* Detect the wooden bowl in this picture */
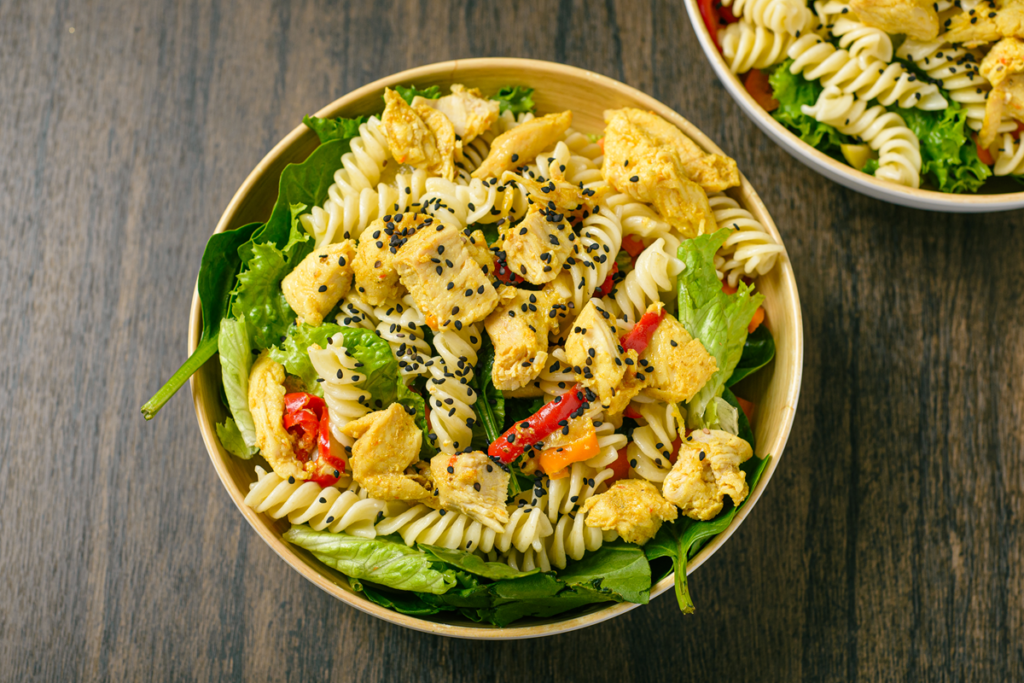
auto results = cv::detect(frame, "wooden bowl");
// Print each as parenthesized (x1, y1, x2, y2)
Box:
(683, 0, 1024, 212)
(189, 58, 804, 639)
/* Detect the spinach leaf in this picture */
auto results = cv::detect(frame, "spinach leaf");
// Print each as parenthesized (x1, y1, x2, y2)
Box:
(728, 325, 775, 387)
(285, 527, 457, 595)
(491, 86, 535, 115)
(302, 114, 367, 144)
(359, 583, 444, 617)
(503, 396, 545, 431)
(646, 454, 772, 613)
(677, 231, 763, 423)
(140, 221, 261, 419)
(470, 335, 504, 450)
(556, 541, 651, 604)
(419, 545, 539, 581)
(475, 223, 501, 246)
(395, 84, 442, 104)
(217, 316, 257, 453)
(721, 386, 756, 452)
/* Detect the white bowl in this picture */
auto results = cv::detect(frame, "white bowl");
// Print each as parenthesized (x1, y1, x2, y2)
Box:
(683, 0, 1024, 212)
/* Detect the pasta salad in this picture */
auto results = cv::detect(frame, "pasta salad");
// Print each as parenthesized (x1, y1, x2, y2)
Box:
(143, 83, 784, 626)
(703, 0, 1024, 192)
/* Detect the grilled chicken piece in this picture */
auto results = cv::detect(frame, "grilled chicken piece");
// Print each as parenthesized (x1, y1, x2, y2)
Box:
(582, 479, 678, 546)
(942, 0, 1024, 47)
(472, 111, 573, 179)
(281, 240, 356, 327)
(502, 205, 578, 285)
(602, 109, 718, 238)
(541, 271, 578, 341)
(606, 108, 739, 193)
(381, 88, 455, 180)
(639, 306, 718, 403)
(413, 84, 499, 144)
(464, 228, 495, 274)
(564, 299, 625, 406)
(430, 451, 510, 532)
(352, 212, 424, 306)
(603, 359, 650, 417)
(393, 223, 499, 331)
(248, 351, 303, 480)
(662, 429, 753, 521)
(500, 169, 598, 213)
(979, 37, 1024, 147)
(849, 0, 939, 41)
(340, 403, 431, 502)
(485, 286, 557, 391)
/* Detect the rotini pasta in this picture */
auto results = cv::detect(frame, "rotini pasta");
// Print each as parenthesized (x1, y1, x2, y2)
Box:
(603, 237, 683, 327)
(725, 0, 814, 36)
(374, 295, 432, 377)
(814, 0, 892, 63)
(720, 21, 797, 75)
(627, 401, 684, 483)
(994, 134, 1024, 177)
(710, 193, 786, 287)
(425, 323, 482, 454)
(308, 336, 372, 446)
(334, 291, 378, 330)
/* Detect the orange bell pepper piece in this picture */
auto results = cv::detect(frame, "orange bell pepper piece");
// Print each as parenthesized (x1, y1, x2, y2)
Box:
(537, 421, 599, 478)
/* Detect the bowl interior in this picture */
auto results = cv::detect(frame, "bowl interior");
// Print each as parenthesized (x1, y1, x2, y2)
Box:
(189, 58, 804, 639)
(681, 0, 1024, 212)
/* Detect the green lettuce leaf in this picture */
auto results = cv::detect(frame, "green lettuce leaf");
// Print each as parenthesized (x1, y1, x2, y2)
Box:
(893, 101, 991, 194)
(284, 527, 457, 595)
(728, 324, 775, 387)
(217, 317, 257, 453)
(555, 541, 651, 604)
(721, 386, 756, 451)
(231, 239, 297, 350)
(395, 84, 442, 104)
(645, 454, 771, 613)
(491, 86, 535, 115)
(215, 417, 252, 459)
(470, 335, 504, 451)
(419, 545, 539, 581)
(302, 115, 367, 144)
(677, 231, 764, 423)
(768, 61, 849, 153)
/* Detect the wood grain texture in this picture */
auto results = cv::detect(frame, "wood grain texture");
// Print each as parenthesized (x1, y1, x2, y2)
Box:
(0, 0, 1021, 681)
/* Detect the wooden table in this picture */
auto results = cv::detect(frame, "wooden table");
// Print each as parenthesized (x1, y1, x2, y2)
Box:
(3, 0, 1022, 680)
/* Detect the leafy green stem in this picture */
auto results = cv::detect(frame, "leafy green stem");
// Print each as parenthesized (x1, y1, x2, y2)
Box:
(140, 336, 218, 420)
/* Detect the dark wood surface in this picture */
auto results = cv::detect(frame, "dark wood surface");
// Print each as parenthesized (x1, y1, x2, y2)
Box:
(3, 0, 1022, 680)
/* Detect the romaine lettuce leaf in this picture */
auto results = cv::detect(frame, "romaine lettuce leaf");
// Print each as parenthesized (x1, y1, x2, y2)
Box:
(893, 101, 991, 194)
(491, 86, 535, 115)
(677, 231, 764, 423)
(768, 61, 849, 153)
(302, 114, 367, 144)
(230, 239, 297, 351)
(395, 84, 442, 104)
(217, 316, 257, 453)
(419, 545, 539, 581)
(215, 417, 252, 459)
(284, 527, 457, 595)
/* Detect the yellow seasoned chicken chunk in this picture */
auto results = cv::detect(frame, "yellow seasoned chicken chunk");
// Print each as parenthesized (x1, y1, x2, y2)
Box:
(352, 212, 424, 306)
(393, 223, 499, 331)
(281, 240, 356, 327)
(484, 286, 557, 391)
(607, 108, 739, 193)
(602, 109, 718, 238)
(472, 111, 573, 179)
(340, 403, 431, 502)
(849, 0, 939, 41)
(979, 37, 1024, 147)
(248, 351, 302, 480)
(381, 88, 455, 180)
(414, 84, 499, 144)
(430, 451, 510, 532)
(502, 204, 578, 285)
(500, 168, 598, 213)
(662, 429, 753, 521)
(582, 479, 678, 546)
(464, 228, 495, 275)
(942, 0, 1024, 47)
(564, 299, 625, 406)
(639, 307, 718, 403)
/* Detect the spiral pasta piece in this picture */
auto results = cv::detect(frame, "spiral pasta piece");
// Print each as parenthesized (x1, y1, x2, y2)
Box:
(627, 401, 684, 484)
(585, 419, 628, 470)
(375, 503, 499, 552)
(334, 291, 378, 330)
(787, 34, 947, 110)
(814, 0, 892, 63)
(724, 0, 814, 35)
(803, 85, 922, 188)
(419, 176, 526, 227)
(604, 237, 683, 327)
(994, 134, 1024, 176)
(425, 323, 482, 454)
(245, 466, 384, 538)
(709, 193, 786, 287)
(536, 347, 576, 401)
(374, 295, 432, 377)
(307, 336, 372, 446)
(720, 21, 797, 74)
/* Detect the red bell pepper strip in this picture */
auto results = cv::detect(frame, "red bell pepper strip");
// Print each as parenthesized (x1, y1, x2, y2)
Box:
(621, 234, 646, 261)
(493, 257, 525, 285)
(744, 69, 779, 112)
(622, 405, 643, 420)
(283, 392, 344, 486)
(608, 446, 631, 483)
(620, 308, 666, 354)
(488, 385, 596, 463)
(593, 263, 620, 298)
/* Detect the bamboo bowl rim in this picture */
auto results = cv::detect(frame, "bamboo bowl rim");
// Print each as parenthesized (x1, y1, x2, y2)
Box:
(188, 58, 805, 639)
(681, 0, 1024, 213)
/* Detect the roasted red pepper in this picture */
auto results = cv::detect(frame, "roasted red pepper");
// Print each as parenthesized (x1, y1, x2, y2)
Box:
(608, 446, 631, 483)
(620, 308, 666, 354)
(700, 0, 738, 50)
(493, 256, 525, 285)
(593, 263, 620, 298)
(488, 385, 596, 463)
(283, 392, 344, 486)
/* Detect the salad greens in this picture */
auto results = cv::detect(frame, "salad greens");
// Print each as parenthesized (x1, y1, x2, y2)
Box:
(303, 114, 367, 144)
(729, 325, 775, 387)
(217, 317, 257, 456)
(491, 86, 535, 115)
(892, 101, 991, 194)
(768, 62, 849, 155)
(395, 84, 443, 104)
